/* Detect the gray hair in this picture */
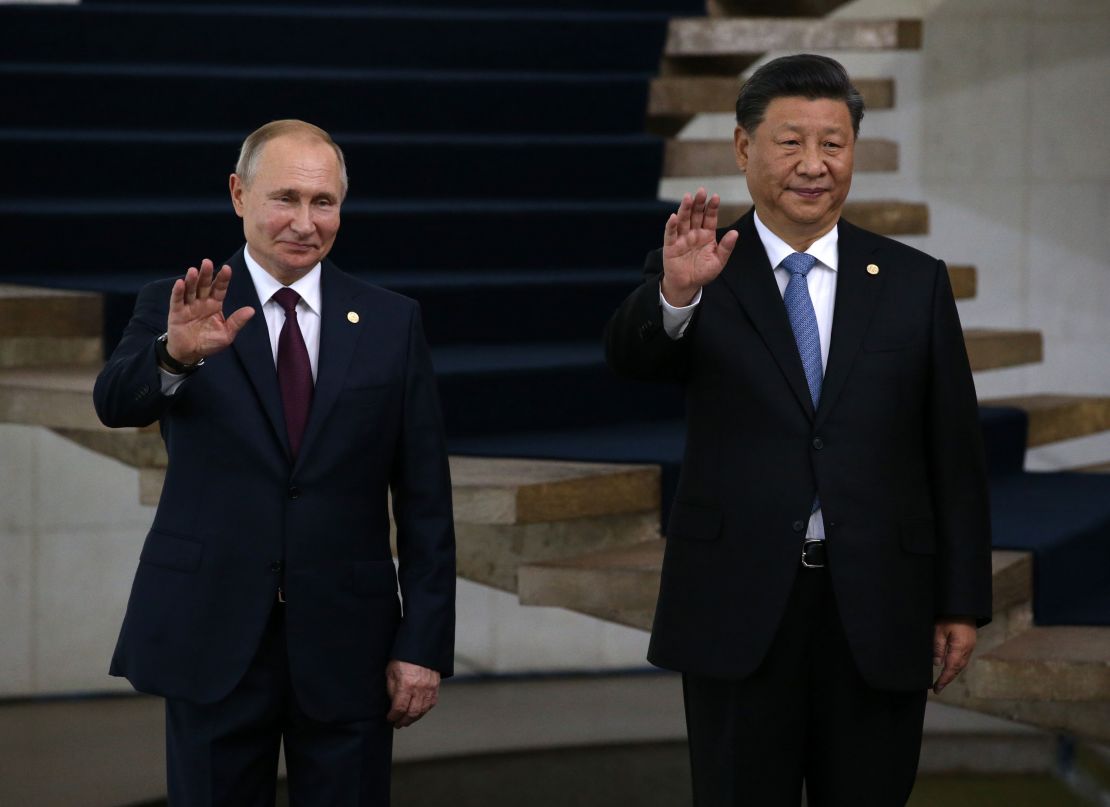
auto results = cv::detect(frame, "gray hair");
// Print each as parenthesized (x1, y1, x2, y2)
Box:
(235, 119, 349, 198)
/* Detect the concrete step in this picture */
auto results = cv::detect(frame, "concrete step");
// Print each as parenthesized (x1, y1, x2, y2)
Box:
(665, 18, 923, 58)
(519, 545, 1032, 633)
(718, 200, 928, 235)
(0, 285, 102, 369)
(980, 394, 1110, 447)
(648, 76, 894, 118)
(970, 627, 1110, 703)
(964, 329, 1043, 372)
(663, 137, 898, 176)
(0, 366, 103, 430)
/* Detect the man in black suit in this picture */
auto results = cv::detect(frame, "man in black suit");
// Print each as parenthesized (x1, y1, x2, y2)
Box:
(605, 55, 992, 805)
(95, 119, 456, 806)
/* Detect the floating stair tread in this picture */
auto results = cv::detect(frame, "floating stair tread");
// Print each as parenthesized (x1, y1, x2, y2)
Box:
(970, 627, 1110, 702)
(450, 456, 659, 525)
(964, 329, 1044, 372)
(0, 366, 103, 430)
(948, 265, 976, 300)
(664, 137, 897, 176)
(649, 76, 894, 116)
(665, 18, 923, 57)
(520, 546, 1033, 632)
(980, 394, 1110, 447)
(0, 284, 102, 339)
(718, 200, 927, 236)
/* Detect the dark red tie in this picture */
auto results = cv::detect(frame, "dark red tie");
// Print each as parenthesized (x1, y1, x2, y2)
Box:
(273, 288, 313, 459)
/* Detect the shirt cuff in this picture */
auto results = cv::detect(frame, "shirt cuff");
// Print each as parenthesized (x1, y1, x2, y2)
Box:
(158, 367, 188, 397)
(659, 285, 702, 340)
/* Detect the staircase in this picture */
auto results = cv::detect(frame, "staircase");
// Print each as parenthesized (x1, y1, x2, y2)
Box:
(1, 0, 1109, 750)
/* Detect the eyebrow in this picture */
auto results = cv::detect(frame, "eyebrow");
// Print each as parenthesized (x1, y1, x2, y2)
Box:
(268, 188, 339, 202)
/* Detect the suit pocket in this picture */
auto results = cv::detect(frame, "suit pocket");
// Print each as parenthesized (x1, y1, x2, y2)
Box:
(667, 500, 722, 542)
(351, 560, 399, 598)
(900, 517, 936, 555)
(139, 529, 202, 572)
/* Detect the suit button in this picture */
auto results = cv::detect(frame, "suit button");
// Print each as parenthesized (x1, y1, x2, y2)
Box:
(270, 561, 283, 573)
(812, 437, 824, 450)
(288, 486, 300, 499)
(792, 520, 805, 532)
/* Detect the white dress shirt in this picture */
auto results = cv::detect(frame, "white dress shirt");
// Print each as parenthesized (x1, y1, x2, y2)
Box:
(659, 211, 839, 540)
(159, 245, 323, 394)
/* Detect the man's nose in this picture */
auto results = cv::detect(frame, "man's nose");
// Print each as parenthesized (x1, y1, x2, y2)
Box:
(289, 203, 313, 233)
(796, 145, 828, 176)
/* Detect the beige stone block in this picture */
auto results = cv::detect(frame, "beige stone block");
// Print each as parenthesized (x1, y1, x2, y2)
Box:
(981, 395, 1110, 447)
(969, 627, 1110, 702)
(0, 285, 101, 339)
(0, 338, 102, 369)
(665, 18, 923, 57)
(0, 367, 102, 430)
(964, 328, 1043, 372)
(648, 76, 895, 118)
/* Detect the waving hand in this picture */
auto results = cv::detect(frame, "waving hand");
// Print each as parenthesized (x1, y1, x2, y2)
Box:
(164, 259, 255, 366)
(661, 187, 738, 307)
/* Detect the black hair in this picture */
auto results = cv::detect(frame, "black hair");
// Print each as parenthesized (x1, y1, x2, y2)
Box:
(736, 54, 864, 137)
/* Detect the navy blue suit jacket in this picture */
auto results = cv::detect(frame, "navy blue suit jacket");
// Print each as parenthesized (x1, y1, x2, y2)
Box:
(605, 213, 992, 691)
(94, 249, 456, 722)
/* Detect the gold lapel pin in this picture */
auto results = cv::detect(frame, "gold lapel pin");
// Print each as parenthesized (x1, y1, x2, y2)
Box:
(866, 264, 880, 276)
(347, 311, 360, 324)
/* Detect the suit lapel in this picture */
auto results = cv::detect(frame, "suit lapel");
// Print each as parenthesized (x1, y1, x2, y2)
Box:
(226, 249, 291, 458)
(815, 220, 884, 430)
(718, 212, 816, 419)
(293, 262, 363, 473)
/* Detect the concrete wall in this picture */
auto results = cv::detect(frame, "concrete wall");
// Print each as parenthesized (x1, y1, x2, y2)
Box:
(663, 0, 1110, 471)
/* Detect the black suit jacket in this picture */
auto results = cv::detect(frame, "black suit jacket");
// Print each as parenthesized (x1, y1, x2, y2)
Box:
(94, 249, 456, 722)
(605, 212, 992, 691)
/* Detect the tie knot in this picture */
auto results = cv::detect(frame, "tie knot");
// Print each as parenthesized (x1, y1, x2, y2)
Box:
(781, 252, 817, 277)
(272, 287, 301, 315)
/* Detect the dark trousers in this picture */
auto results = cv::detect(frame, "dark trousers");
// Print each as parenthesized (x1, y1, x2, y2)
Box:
(682, 564, 927, 807)
(165, 604, 393, 807)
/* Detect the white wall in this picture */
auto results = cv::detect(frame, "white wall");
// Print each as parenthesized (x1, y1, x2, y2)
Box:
(663, 0, 1110, 470)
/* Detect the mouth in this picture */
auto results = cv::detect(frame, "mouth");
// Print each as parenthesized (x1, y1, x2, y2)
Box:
(279, 241, 318, 251)
(790, 188, 828, 200)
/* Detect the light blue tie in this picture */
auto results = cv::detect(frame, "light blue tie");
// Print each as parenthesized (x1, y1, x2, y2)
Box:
(782, 252, 823, 519)
(781, 252, 823, 408)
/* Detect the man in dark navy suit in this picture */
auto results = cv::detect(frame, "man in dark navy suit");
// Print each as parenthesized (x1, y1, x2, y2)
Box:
(606, 56, 992, 805)
(95, 119, 455, 806)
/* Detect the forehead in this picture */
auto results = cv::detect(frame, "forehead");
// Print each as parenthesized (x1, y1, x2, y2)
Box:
(760, 96, 853, 132)
(253, 134, 340, 185)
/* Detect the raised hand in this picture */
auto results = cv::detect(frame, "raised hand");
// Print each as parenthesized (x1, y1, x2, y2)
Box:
(661, 187, 739, 307)
(165, 259, 255, 366)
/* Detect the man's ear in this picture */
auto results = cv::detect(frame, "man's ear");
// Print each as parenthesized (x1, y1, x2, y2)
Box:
(229, 174, 245, 217)
(734, 126, 750, 173)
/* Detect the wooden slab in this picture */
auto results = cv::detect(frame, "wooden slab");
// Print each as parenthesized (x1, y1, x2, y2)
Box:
(665, 18, 923, 57)
(648, 76, 894, 117)
(980, 394, 1110, 447)
(663, 137, 897, 176)
(948, 265, 977, 300)
(964, 329, 1043, 372)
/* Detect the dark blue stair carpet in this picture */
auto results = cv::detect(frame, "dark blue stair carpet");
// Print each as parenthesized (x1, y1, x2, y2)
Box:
(79, 0, 706, 11)
(2, 199, 672, 276)
(990, 471, 1110, 626)
(0, 64, 652, 135)
(3, 129, 663, 201)
(2, 5, 671, 73)
(432, 342, 682, 435)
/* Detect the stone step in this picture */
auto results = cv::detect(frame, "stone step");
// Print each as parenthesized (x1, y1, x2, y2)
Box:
(0, 285, 102, 369)
(717, 200, 928, 235)
(980, 394, 1110, 447)
(0, 366, 103, 430)
(964, 329, 1044, 372)
(648, 76, 894, 118)
(663, 137, 898, 176)
(665, 18, 923, 58)
(969, 627, 1110, 703)
(519, 546, 1033, 634)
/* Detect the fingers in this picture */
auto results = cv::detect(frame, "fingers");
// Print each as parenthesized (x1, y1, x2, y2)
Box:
(210, 264, 233, 303)
(674, 192, 693, 239)
(932, 623, 977, 694)
(690, 187, 708, 231)
(663, 213, 679, 248)
(703, 192, 722, 232)
(716, 229, 739, 267)
(387, 683, 438, 729)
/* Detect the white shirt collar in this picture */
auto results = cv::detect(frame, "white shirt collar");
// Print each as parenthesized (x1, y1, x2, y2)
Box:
(243, 245, 323, 316)
(752, 210, 839, 273)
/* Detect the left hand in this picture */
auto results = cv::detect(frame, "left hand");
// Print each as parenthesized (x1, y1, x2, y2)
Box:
(932, 618, 977, 694)
(385, 659, 441, 729)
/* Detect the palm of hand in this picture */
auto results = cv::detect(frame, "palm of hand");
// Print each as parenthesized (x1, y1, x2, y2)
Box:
(663, 227, 728, 288)
(169, 296, 236, 357)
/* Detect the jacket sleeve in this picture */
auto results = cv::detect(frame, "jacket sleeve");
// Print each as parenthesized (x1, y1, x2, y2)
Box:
(389, 304, 457, 676)
(926, 261, 994, 624)
(93, 279, 179, 428)
(603, 247, 693, 384)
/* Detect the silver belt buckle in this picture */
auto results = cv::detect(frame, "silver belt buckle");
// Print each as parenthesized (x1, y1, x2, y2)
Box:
(801, 538, 825, 568)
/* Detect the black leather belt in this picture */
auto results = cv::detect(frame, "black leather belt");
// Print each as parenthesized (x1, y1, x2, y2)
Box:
(801, 539, 827, 569)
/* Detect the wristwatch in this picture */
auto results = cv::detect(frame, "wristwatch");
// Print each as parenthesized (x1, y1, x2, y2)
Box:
(155, 333, 205, 375)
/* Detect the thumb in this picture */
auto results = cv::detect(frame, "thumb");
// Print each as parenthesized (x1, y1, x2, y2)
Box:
(716, 229, 739, 267)
(225, 306, 256, 337)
